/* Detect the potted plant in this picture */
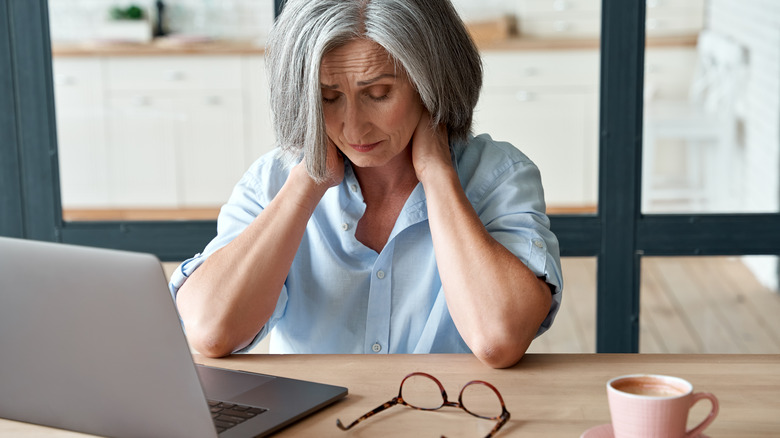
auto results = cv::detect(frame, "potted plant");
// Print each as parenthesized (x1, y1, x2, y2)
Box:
(97, 4, 152, 43)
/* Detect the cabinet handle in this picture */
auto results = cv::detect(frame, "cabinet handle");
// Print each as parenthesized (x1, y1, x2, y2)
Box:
(515, 91, 534, 102)
(554, 21, 572, 32)
(646, 18, 663, 30)
(521, 66, 538, 77)
(553, 0, 569, 11)
(133, 96, 151, 106)
(54, 74, 75, 86)
(206, 96, 222, 105)
(166, 70, 186, 81)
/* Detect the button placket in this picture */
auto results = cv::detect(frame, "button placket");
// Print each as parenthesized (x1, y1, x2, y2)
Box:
(364, 242, 394, 354)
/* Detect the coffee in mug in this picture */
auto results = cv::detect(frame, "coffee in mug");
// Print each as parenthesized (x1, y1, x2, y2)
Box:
(607, 374, 718, 438)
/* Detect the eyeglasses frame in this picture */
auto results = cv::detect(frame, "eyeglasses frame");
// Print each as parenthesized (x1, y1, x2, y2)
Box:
(336, 372, 510, 438)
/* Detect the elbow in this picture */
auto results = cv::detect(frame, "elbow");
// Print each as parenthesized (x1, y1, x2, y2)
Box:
(474, 345, 525, 369)
(192, 336, 235, 358)
(471, 336, 529, 369)
(185, 321, 239, 358)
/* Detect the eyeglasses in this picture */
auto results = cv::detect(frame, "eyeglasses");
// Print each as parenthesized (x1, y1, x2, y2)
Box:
(336, 372, 510, 437)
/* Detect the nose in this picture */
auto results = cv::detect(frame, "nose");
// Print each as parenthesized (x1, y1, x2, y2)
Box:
(342, 100, 371, 143)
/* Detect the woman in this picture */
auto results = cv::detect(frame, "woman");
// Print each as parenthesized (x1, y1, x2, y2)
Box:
(170, 0, 563, 369)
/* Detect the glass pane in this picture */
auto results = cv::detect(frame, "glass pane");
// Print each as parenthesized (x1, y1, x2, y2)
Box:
(640, 256, 780, 353)
(49, 0, 276, 221)
(528, 257, 597, 353)
(452, 0, 601, 214)
(642, 0, 779, 215)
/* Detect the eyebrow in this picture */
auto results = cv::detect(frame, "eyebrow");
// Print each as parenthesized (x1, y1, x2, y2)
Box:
(320, 73, 396, 89)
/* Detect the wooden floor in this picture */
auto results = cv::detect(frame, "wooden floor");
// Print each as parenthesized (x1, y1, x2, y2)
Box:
(529, 257, 780, 354)
(164, 257, 780, 355)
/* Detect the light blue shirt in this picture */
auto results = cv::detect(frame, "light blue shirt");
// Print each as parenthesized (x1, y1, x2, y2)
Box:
(170, 134, 563, 355)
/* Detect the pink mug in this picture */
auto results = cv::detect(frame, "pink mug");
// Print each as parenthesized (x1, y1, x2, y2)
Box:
(607, 374, 719, 438)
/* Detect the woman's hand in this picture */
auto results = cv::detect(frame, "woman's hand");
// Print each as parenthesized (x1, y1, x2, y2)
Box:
(411, 111, 453, 183)
(177, 138, 344, 358)
(322, 138, 345, 188)
(294, 138, 345, 196)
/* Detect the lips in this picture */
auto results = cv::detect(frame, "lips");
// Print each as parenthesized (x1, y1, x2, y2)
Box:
(349, 141, 380, 153)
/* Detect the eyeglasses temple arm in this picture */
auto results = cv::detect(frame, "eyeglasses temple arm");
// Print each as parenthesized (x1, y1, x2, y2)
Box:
(483, 409, 511, 438)
(335, 398, 400, 431)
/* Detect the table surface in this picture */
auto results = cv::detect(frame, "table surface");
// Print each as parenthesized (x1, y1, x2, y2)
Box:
(2, 353, 778, 437)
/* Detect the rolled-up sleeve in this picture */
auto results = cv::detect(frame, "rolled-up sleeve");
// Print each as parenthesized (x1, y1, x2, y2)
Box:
(167, 153, 291, 349)
(459, 136, 564, 336)
(168, 169, 265, 300)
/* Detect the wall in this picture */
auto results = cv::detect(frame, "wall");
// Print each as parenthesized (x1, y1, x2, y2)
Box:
(47, 0, 525, 44)
(708, 0, 780, 289)
(48, 0, 275, 43)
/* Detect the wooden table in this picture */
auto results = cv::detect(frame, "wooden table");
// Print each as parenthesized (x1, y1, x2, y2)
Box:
(2, 354, 778, 437)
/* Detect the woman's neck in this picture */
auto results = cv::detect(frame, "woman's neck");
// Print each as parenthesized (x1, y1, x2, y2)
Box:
(352, 147, 418, 203)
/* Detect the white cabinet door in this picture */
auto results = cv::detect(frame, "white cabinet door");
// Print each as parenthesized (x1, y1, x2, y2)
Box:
(474, 88, 597, 206)
(103, 55, 246, 208)
(105, 56, 243, 92)
(177, 91, 246, 207)
(244, 55, 277, 163)
(476, 50, 599, 208)
(105, 94, 179, 207)
(52, 58, 110, 208)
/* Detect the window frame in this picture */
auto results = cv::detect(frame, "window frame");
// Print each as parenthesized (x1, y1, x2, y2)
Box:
(2, 0, 778, 352)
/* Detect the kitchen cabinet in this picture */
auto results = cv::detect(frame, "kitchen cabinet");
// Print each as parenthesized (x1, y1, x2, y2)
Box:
(52, 42, 694, 213)
(474, 50, 600, 207)
(54, 55, 259, 209)
(104, 56, 247, 208)
(52, 58, 110, 207)
(176, 91, 247, 206)
(474, 46, 696, 209)
(105, 93, 179, 206)
(515, 0, 704, 39)
(244, 56, 277, 164)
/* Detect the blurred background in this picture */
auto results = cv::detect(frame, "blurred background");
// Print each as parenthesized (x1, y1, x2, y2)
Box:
(47, 0, 780, 354)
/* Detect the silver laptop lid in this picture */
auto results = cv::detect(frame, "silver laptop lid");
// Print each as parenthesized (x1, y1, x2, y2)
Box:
(0, 237, 216, 438)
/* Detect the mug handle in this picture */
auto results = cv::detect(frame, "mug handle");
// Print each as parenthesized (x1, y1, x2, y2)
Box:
(686, 392, 719, 437)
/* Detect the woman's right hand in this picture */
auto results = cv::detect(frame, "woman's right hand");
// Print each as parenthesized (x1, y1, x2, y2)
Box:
(295, 138, 344, 192)
(321, 138, 345, 188)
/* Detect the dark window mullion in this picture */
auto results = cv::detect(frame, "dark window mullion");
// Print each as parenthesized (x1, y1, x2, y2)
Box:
(0, 2, 24, 237)
(1, 0, 61, 241)
(638, 214, 780, 256)
(596, 0, 646, 352)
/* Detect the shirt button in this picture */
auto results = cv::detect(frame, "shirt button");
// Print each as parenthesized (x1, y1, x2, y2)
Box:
(372, 343, 382, 352)
(350, 184, 358, 192)
(533, 240, 544, 248)
(376, 270, 385, 279)
(342, 223, 350, 231)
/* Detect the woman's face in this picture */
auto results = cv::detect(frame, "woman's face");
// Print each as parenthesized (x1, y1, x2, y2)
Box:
(320, 39, 424, 170)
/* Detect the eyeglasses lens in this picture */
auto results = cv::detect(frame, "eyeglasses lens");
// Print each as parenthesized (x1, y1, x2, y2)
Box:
(400, 374, 445, 409)
(460, 383, 503, 418)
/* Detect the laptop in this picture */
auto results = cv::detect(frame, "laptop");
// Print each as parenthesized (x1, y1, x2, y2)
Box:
(0, 236, 347, 438)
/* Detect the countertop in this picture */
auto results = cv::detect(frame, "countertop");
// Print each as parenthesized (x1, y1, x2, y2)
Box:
(51, 35, 697, 57)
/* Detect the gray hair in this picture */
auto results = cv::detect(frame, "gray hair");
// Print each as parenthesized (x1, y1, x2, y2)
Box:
(266, 0, 483, 182)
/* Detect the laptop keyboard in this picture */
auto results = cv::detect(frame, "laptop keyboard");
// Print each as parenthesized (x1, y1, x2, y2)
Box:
(208, 400, 268, 434)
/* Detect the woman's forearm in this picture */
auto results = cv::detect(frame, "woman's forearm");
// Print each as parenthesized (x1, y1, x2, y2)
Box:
(176, 164, 330, 357)
(421, 165, 552, 368)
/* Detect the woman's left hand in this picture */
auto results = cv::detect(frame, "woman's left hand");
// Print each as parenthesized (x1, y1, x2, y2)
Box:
(411, 111, 452, 183)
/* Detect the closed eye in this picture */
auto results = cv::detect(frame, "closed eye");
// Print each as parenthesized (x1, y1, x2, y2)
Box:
(366, 85, 391, 102)
(322, 89, 341, 104)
